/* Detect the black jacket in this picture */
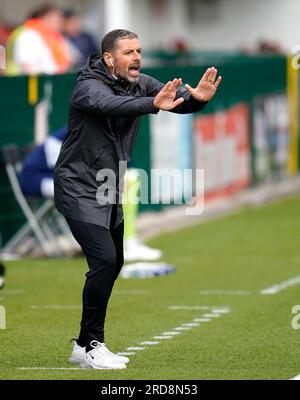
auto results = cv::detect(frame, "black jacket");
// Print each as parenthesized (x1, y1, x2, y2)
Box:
(54, 54, 207, 228)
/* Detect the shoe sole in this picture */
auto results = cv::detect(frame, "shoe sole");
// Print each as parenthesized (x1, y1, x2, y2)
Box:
(79, 360, 126, 370)
(69, 356, 85, 364)
(69, 355, 129, 364)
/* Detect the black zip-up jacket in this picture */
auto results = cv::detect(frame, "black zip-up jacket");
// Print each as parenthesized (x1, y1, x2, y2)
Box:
(54, 54, 207, 228)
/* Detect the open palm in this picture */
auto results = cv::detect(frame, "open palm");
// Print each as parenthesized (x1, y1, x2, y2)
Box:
(185, 67, 222, 102)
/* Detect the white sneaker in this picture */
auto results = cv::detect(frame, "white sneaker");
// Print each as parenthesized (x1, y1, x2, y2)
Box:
(0, 276, 4, 289)
(69, 340, 128, 365)
(101, 343, 129, 364)
(0, 263, 5, 289)
(124, 239, 162, 261)
(80, 341, 126, 370)
(68, 341, 86, 364)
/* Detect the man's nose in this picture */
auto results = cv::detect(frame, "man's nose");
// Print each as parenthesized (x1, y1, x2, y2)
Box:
(133, 51, 141, 61)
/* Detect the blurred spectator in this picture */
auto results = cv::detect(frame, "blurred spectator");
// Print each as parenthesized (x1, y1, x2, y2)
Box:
(0, 20, 13, 46)
(172, 37, 193, 65)
(257, 39, 283, 55)
(0, 20, 14, 75)
(173, 38, 189, 53)
(6, 4, 72, 75)
(63, 9, 99, 69)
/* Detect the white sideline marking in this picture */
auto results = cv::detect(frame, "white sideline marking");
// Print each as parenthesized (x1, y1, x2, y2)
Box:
(114, 289, 147, 295)
(126, 346, 145, 351)
(31, 305, 80, 310)
(122, 305, 231, 356)
(175, 326, 192, 331)
(168, 305, 212, 310)
(153, 336, 172, 339)
(203, 314, 220, 318)
(212, 308, 230, 314)
(195, 318, 210, 322)
(118, 352, 136, 356)
(2, 289, 25, 295)
(260, 275, 300, 295)
(199, 290, 250, 296)
(140, 341, 160, 345)
(17, 367, 83, 370)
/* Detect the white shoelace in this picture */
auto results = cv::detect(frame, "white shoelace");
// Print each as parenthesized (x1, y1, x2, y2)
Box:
(89, 340, 108, 356)
(89, 340, 118, 358)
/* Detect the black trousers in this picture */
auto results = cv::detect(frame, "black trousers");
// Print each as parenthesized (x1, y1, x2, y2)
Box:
(66, 207, 124, 347)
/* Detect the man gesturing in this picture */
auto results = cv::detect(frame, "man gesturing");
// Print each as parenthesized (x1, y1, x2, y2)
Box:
(54, 29, 221, 370)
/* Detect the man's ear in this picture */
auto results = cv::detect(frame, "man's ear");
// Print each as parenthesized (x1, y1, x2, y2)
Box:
(103, 52, 112, 67)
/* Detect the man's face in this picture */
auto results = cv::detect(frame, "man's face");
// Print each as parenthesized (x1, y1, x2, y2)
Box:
(43, 10, 64, 32)
(110, 37, 142, 83)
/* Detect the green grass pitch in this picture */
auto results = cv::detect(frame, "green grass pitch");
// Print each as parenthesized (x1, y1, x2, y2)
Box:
(1, 195, 300, 380)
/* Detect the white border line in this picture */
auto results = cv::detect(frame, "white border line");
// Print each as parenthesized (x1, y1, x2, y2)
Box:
(199, 290, 250, 296)
(30, 305, 81, 310)
(17, 367, 84, 370)
(153, 336, 172, 339)
(260, 275, 300, 295)
(139, 341, 160, 345)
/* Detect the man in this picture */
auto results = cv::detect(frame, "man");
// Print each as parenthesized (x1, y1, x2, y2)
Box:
(54, 29, 221, 370)
(63, 9, 100, 69)
(6, 5, 71, 75)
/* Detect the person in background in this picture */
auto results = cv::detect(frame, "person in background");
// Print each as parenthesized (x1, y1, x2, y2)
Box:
(63, 9, 99, 70)
(0, 19, 13, 46)
(6, 4, 72, 76)
(19, 126, 67, 198)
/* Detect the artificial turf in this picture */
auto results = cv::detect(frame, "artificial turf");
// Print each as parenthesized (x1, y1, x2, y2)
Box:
(1, 194, 300, 380)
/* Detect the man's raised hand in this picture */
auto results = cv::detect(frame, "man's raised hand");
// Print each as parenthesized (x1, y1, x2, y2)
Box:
(185, 67, 222, 102)
(154, 78, 185, 111)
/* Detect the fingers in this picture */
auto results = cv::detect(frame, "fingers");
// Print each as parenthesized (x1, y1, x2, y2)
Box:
(208, 67, 217, 83)
(214, 75, 222, 88)
(184, 83, 193, 93)
(162, 78, 182, 93)
(170, 78, 182, 91)
(172, 97, 185, 108)
(202, 68, 212, 81)
(202, 67, 218, 84)
(161, 80, 172, 92)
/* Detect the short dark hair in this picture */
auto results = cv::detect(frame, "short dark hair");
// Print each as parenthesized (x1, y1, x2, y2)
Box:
(63, 8, 77, 19)
(101, 29, 138, 56)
